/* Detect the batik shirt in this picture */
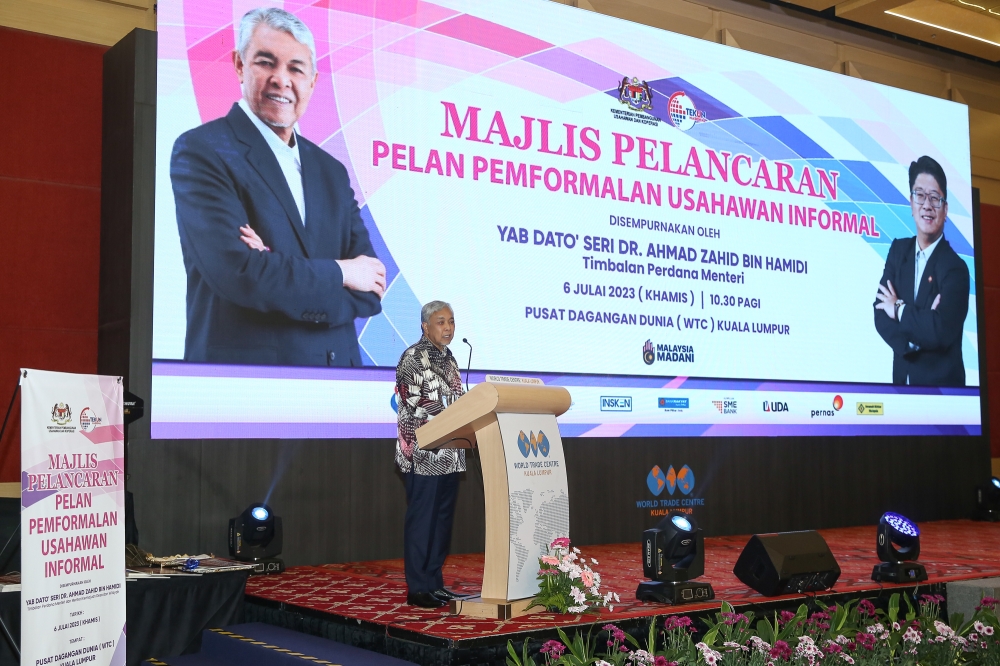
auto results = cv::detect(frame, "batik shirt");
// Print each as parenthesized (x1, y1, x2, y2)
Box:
(395, 336, 467, 475)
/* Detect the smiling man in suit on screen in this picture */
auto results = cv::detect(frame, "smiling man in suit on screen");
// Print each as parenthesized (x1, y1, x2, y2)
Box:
(874, 155, 969, 386)
(170, 7, 385, 367)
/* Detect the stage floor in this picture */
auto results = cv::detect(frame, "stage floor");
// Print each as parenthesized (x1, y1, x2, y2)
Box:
(245, 520, 1000, 645)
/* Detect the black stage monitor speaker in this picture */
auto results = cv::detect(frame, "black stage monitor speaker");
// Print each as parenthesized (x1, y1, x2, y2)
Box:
(733, 530, 841, 596)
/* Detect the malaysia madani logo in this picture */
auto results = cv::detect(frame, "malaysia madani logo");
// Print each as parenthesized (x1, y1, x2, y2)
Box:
(79, 407, 103, 433)
(51, 403, 72, 426)
(648, 465, 696, 496)
(517, 430, 550, 458)
(667, 92, 708, 131)
(643, 339, 655, 365)
(618, 76, 653, 112)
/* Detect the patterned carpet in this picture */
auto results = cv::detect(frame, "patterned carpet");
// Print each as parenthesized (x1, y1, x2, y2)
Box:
(245, 520, 1000, 643)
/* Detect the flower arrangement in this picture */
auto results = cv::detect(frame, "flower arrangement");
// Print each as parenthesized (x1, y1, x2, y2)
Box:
(528, 537, 619, 615)
(507, 592, 1000, 666)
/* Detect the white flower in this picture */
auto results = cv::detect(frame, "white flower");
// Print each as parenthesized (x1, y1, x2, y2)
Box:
(590, 586, 600, 597)
(866, 624, 885, 635)
(592, 558, 599, 565)
(840, 656, 854, 665)
(750, 636, 771, 654)
(596, 662, 613, 666)
(892, 622, 901, 631)
(970, 633, 979, 642)
(570, 587, 587, 603)
(573, 547, 581, 554)
(985, 626, 995, 636)
(935, 620, 955, 637)
(567, 604, 587, 613)
(902, 627, 921, 644)
(835, 635, 849, 645)
(613, 592, 621, 603)
(603, 591, 614, 604)
(567, 565, 582, 580)
(628, 650, 655, 665)
(975, 621, 988, 633)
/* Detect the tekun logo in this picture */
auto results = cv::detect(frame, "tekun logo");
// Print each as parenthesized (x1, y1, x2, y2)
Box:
(763, 401, 788, 413)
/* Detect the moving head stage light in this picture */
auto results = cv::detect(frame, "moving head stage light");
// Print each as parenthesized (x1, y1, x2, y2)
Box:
(974, 477, 1000, 522)
(636, 513, 714, 604)
(871, 511, 926, 583)
(229, 503, 284, 574)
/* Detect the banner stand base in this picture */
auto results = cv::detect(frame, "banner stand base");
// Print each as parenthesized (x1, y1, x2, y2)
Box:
(449, 596, 542, 619)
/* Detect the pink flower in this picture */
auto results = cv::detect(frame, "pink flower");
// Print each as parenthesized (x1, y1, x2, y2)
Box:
(581, 569, 595, 587)
(665, 616, 694, 631)
(540, 640, 565, 657)
(550, 537, 571, 550)
(857, 600, 876, 617)
(978, 596, 999, 611)
(770, 640, 792, 661)
(541, 555, 560, 566)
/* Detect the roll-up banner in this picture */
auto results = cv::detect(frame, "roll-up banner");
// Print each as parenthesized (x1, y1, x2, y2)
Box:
(20, 369, 126, 666)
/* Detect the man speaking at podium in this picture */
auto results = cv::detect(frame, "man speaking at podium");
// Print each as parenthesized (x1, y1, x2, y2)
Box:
(395, 302, 466, 608)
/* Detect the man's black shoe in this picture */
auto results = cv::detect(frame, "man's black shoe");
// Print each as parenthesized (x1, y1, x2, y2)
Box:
(431, 588, 468, 601)
(407, 591, 447, 608)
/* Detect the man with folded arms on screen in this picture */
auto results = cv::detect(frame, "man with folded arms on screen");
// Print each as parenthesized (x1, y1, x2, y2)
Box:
(874, 155, 969, 386)
(395, 302, 467, 608)
(170, 7, 385, 367)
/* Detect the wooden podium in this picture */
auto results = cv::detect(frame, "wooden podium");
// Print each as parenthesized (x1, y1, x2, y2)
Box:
(416, 381, 572, 619)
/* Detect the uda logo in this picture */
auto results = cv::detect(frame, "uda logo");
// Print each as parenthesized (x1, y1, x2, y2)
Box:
(647, 465, 696, 496)
(517, 430, 550, 458)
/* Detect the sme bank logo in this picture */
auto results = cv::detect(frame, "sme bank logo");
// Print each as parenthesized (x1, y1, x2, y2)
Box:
(646, 465, 696, 496)
(517, 430, 550, 457)
(712, 399, 737, 415)
(667, 92, 708, 131)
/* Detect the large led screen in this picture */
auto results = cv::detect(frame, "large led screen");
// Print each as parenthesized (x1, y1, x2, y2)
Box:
(152, 0, 981, 438)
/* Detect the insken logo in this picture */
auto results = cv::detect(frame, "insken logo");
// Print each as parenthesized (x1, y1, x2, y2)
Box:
(618, 76, 653, 112)
(763, 401, 789, 413)
(79, 407, 103, 433)
(857, 402, 884, 416)
(51, 403, 72, 426)
(712, 399, 737, 414)
(667, 92, 708, 131)
(601, 396, 632, 412)
(517, 430, 550, 457)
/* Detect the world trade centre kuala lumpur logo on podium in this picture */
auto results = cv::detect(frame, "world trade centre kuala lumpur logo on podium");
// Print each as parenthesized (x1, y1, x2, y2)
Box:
(517, 430, 550, 458)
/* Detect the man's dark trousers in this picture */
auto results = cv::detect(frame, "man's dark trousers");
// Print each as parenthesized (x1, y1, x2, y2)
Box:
(403, 471, 459, 593)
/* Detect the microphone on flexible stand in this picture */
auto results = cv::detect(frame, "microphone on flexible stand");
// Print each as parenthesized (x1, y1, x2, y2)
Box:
(462, 338, 472, 393)
(460, 337, 483, 481)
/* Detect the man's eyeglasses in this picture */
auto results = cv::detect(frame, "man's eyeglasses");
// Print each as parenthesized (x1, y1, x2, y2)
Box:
(911, 190, 945, 209)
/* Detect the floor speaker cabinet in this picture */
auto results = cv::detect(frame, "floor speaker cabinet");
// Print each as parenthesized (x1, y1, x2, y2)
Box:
(733, 531, 841, 596)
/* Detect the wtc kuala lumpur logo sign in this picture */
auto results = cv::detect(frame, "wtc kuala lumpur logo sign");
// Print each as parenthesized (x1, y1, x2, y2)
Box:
(518, 430, 550, 458)
(647, 464, 696, 496)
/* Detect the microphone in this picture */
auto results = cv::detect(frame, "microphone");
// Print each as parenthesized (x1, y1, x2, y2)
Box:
(462, 338, 472, 393)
